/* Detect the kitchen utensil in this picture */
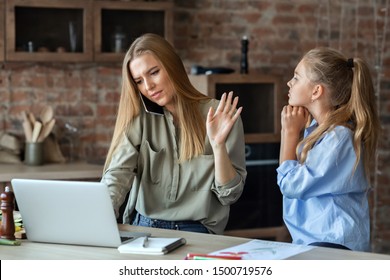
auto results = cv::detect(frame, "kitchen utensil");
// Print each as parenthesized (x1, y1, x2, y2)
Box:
(21, 111, 33, 142)
(37, 118, 56, 142)
(28, 112, 36, 128)
(31, 121, 42, 143)
(40, 105, 54, 125)
(22, 121, 33, 142)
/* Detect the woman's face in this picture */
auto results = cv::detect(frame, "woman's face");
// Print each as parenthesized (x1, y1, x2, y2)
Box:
(130, 52, 176, 112)
(287, 60, 316, 107)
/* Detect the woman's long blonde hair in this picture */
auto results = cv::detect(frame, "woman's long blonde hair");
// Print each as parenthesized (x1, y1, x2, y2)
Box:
(104, 33, 211, 171)
(298, 47, 380, 178)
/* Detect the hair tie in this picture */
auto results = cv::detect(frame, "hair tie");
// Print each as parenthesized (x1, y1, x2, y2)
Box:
(347, 58, 354, 68)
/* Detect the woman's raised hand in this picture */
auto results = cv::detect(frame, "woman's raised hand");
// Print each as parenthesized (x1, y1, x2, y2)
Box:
(206, 91, 242, 147)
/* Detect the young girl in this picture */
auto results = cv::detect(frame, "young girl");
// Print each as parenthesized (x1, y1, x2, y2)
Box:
(101, 34, 247, 234)
(277, 47, 380, 251)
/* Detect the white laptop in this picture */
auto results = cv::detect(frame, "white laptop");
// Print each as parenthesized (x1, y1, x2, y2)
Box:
(11, 178, 150, 248)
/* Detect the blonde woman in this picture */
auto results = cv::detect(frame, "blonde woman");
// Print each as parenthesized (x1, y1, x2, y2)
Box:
(277, 47, 380, 251)
(102, 34, 247, 234)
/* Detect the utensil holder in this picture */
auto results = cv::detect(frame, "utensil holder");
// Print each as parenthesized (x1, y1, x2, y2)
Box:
(24, 142, 44, 166)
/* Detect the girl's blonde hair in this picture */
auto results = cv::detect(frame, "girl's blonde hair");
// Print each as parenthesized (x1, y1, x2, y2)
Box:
(298, 47, 380, 178)
(104, 33, 211, 170)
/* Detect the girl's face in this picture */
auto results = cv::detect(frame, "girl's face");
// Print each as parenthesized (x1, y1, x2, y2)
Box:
(130, 52, 176, 112)
(287, 60, 316, 107)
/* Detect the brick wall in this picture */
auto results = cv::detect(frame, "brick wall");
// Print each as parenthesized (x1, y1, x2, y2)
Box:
(1, 0, 389, 254)
(0, 63, 121, 161)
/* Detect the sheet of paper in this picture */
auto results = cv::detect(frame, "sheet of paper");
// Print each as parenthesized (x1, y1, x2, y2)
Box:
(211, 239, 313, 260)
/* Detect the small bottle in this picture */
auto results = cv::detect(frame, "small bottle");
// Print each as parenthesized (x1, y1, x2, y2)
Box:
(1, 186, 16, 240)
(27, 41, 34, 53)
(111, 26, 127, 53)
(240, 35, 249, 74)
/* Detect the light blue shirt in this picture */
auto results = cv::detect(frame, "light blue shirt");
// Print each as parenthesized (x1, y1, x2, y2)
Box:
(277, 120, 370, 251)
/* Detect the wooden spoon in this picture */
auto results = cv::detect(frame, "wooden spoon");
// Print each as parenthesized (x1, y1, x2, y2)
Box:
(22, 121, 33, 142)
(37, 118, 56, 142)
(28, 112, 36, 127)
(40, 105, 54, 125)
(31, 121, 42, 143)
(21, 111, 33, 142)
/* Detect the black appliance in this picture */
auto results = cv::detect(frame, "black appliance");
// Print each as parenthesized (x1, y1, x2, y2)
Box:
(225, 142, 283, 230)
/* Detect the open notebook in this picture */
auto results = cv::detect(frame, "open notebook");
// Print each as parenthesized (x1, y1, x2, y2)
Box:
(118, 236, 186, 255)
(11, 178, 150, 248)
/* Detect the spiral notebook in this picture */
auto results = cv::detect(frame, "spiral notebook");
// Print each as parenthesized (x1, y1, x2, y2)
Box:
(118, 236, 186, 255)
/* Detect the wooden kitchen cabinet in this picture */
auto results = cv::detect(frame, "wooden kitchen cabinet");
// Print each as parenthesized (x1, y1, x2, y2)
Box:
(3, 0, 173, 63)
(189, 74, 284, 143)
(93, 1, 173, 62)
(5, 0, 93, 62)
(0, 0, 4, 62)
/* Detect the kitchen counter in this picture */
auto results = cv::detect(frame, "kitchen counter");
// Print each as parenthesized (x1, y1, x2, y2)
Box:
(0, 162, 103, 190)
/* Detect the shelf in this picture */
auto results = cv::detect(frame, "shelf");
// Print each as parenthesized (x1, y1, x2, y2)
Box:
(93, 1, 173, 62)
(189, 74, 283, 143)
(5, 0, 93, 62)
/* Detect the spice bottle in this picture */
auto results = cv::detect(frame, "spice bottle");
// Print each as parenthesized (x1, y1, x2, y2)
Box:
(111, 26, 127, 53)
(1, 186, 16, 240)
(240, 35, 249, 74)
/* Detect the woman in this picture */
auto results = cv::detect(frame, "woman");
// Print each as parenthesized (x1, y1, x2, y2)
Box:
(277, 47, 380, 251)
(101, 33, 247, 234)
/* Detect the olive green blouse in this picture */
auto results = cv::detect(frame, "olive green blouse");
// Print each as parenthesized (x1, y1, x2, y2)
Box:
(101, 98, 247, 234)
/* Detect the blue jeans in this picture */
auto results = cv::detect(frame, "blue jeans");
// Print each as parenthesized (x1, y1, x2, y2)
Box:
(132, 213, 209, 234)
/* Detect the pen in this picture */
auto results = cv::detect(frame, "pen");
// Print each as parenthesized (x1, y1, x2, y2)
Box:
(186, 253, 242, 260)
(142, 236, 149, 248)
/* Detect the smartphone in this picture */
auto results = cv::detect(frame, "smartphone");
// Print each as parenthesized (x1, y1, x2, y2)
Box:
(139, 94, 164, 116)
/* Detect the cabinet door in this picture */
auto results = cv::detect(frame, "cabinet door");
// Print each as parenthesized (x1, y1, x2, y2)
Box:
(0, 0, 4, 62)
(225, 142, 283, 230)
(5, 0, 93, 62)
(189, 74, 284, 143)
(93, 1, 173, 62)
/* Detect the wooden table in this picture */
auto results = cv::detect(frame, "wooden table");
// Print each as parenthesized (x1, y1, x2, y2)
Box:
(1, 224, 389, 260)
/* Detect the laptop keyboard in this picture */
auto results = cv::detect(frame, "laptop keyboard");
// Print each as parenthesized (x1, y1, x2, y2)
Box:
(119, 230, 151, 243)
(120, 236, 134, 242)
